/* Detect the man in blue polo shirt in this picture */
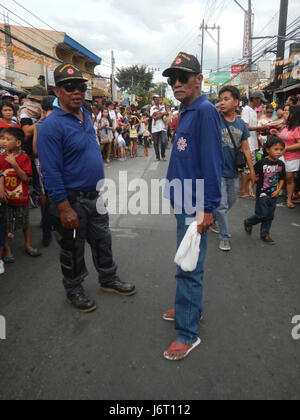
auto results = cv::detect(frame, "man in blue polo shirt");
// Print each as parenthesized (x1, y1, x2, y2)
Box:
(162, 52, 224, 361)
(37, 64, 136, 313)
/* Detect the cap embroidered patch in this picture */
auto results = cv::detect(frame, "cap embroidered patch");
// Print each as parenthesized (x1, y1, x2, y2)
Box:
(177, 137, 188, 152)
(162, 52, 201, 77)
(67, 68, 75, 75)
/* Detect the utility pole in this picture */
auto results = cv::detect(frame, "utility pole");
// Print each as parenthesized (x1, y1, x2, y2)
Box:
(217, 25, 221, 72)
(200, 19, 205, 74)
(275, 0, 289, 89)
(4, 12, 15, 76)
(111, 50, 117, 101)
(248, 0, 253, 72)
(200, 21, 221, 72)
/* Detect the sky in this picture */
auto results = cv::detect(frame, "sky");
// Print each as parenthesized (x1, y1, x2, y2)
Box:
(1, 0, 299, 87)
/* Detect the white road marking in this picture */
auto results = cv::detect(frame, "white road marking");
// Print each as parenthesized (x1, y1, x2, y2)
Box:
(149, 162, 159, 171)
(291, 223, 300, 228)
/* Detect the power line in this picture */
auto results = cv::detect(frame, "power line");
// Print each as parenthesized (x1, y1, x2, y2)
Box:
(1, 13, 56, 53)
(99, 63, 112, 69)
(165, 24, 199, 63)
(214, 0, 231, 23)
(0, 26, 61, 62)
(1, 2, 106, 72)
(207, 0, 218, 24)
(0, 3, 59, 45)
(209, 16, 300, 74)
(11, 0, 58, 32)
(7, 1, 106, 70)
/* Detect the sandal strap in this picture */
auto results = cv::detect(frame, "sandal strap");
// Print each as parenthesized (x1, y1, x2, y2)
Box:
(169, 342, 193, 352)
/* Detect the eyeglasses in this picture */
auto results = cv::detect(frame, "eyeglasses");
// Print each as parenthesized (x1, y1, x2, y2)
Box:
(59, 81, 88, 93)
(167, 72, 196, 86)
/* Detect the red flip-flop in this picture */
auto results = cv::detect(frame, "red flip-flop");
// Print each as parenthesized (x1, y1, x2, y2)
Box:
(164, 338, 201, 361)
(163, 309, 175, 321)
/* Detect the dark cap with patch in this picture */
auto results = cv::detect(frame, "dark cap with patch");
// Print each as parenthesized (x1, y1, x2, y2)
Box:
(54, 63, 88, 85)
(250, 90, 268, 103)
(163, 52, 202, 77)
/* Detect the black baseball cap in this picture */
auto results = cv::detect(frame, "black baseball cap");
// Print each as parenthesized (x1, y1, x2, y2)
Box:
(54, 63, 88, 86)
(163, 52, 202, 77)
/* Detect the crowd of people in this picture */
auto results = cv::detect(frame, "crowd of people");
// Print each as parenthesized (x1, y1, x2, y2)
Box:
(0, 76, 299, 276)
(91, 97, 180, 163)
(0, 84, 181, 277)
(0, 54, 299, 363)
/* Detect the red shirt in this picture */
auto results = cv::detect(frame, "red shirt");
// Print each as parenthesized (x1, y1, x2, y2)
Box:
(0, 120, 20, 129)
(0, 152, 32, 206)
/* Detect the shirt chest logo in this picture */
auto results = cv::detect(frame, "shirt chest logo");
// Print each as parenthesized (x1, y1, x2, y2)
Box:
(177, 137, 188, 152)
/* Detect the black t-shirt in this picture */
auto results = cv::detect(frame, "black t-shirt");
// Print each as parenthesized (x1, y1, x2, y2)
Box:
(20, 118, 34, 158)
(255, 158, 286, 198)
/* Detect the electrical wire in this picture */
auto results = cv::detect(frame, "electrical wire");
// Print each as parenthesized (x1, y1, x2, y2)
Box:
(207, 0, 218, 24)
(165, 24, 200, 63)
(0, 12, 57, 54)
(0, 3, 59, 45)
(2, 1, 106, 75)
(0, 25, 61, 62)
(1, 2, 106, 71)
(210, 3, 298, 75)
(209, 17, 300, 74)
(11, 0, 58, 32)
(214, 0, 231, 24)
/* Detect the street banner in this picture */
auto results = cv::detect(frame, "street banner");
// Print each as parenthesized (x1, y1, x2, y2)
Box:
(257, 61, 272, 79)
(231, 65, 248, 74)
(232, 72, 259, 86)
(243, 12, 249, 59)
(209, 72, 231, 85)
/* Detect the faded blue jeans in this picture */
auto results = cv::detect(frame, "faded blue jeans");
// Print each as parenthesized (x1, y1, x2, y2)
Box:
(215, 177, 240, 240)
(174, 212, 208, 345)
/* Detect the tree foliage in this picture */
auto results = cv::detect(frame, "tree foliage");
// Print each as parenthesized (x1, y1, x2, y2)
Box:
(116, 65, 154, 95)
(151, 82, 168, 99)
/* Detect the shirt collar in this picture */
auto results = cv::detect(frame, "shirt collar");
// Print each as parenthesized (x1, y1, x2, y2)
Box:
(53, 97, 84, 113)
(180, 94, 207, 115)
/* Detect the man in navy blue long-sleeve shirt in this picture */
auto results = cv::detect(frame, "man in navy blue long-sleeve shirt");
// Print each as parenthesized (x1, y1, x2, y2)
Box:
(162, 53, 224, 361)
(37, 64, 136, 313)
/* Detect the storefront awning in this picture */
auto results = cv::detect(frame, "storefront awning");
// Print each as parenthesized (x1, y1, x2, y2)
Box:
(274, 82, 300, 94)
(92, 88, 111, 98)
(0, 79, 26, 94)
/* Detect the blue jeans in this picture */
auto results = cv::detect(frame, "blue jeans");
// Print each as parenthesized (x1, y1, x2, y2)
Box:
(215, 177, 240, 240)
(246, 196, 277, 237)
(174, 212, 208, 345)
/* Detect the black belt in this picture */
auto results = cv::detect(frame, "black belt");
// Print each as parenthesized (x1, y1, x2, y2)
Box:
(67, 190, 99, 201)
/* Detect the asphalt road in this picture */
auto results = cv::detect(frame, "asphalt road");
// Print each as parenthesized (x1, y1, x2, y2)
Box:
(0, 144, 300, 400)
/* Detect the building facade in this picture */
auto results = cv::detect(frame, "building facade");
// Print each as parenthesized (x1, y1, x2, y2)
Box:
(0, 24, 110, 96)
